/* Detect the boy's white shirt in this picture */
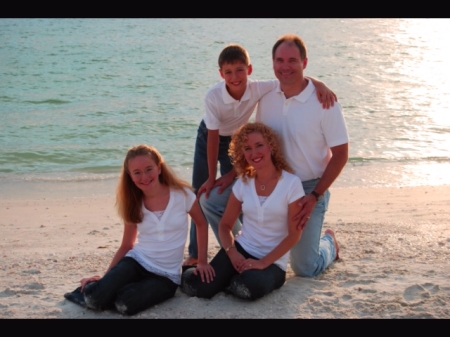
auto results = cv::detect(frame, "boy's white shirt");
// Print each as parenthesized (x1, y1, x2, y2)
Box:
(203, 79, 278, 136)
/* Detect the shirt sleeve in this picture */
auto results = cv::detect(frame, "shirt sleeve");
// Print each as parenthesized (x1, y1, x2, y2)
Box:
(287, 175, 305, 204)
(254, 79, 278, 100)
(184, 188, 197, 212)
(321, 102, 350, 148)
(232, 178, 244, 202)
(203, 88, 221, 131)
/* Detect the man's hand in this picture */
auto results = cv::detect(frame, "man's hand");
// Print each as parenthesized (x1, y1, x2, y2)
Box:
(293, 194, 317, 230)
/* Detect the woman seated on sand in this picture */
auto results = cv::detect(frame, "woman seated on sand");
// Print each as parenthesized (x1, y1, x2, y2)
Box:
(181, 122, 304, 301)
(64, 144, 214, 315)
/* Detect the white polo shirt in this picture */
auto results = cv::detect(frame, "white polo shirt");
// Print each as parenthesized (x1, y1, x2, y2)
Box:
(256, 80, 349, 182)
(233, 170, 305, 271)
(126, 187, 196, 285)
(203, 79, 278, 136)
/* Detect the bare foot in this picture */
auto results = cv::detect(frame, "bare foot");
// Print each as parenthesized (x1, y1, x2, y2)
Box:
(325, 229, 340, 260)
(182, 256, 198, 266)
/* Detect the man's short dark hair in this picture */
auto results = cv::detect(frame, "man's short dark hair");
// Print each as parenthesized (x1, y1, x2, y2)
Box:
(272, 34, 307, 60)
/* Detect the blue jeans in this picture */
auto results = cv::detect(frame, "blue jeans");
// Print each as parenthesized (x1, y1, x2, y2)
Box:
(82, 257, 177, 315)
(199, 178, 337, 277)
(289, 179, 336, 277)
(188, 120, 234, 258)
(181, 241, 286, 300)
(199, 182, 242, 247)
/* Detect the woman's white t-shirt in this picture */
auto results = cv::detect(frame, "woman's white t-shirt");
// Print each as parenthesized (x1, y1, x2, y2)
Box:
(233, 170, 305, 271)
(126, 187, 196, 285)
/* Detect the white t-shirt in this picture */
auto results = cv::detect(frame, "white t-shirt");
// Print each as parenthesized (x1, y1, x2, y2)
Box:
(126, 187, 196, 285)
(256, 80, 349, 182)
(203, 79, 278, 136)
(233, 170, 305, 270)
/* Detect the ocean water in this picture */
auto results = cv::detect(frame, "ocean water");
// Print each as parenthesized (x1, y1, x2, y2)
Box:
(1, 19, 450, 195)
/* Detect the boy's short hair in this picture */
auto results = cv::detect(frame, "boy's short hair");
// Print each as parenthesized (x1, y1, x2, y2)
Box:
(218, 44, 250, 68)
(272, 34, 307, 61)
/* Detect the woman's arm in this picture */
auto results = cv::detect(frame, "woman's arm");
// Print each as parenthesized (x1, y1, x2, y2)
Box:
(80, 223, 137, 292)
(305, 76, 337, 109)
(238, 198, 303, 272)
(189, 201, 215, 282)
(218, 192, 246, 271)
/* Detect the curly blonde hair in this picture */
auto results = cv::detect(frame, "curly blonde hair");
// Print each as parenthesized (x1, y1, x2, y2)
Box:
(229, 123, 292, 182)
(116, 144, 192, 224)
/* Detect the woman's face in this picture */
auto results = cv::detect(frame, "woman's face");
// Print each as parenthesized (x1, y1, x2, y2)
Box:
(243, 132, 273, 170)
(127, 155, 161, 192)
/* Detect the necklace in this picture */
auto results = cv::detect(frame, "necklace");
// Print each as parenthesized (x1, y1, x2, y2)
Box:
(256, 172, 278, 191)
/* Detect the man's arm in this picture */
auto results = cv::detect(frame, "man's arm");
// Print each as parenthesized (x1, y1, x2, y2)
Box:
(295, 143, 349, 230)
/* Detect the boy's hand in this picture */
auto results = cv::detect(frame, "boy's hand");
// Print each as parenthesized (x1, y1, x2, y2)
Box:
(197, 178, 216, 199)
(214, 170, 236, 194)
(314, 81, 337, 109)
(79, 275, 101, 292)
(193, 262, 216, 283)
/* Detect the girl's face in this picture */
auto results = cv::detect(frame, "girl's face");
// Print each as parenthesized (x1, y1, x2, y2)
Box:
(243, 132, 273, 170)
(127, 155, 161, 192)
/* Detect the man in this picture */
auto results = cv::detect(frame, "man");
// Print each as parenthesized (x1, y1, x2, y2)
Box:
(200, 34, 348, 277)
(255, 34, 348, 277)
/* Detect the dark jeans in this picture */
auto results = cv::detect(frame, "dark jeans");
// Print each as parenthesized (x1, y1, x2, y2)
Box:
(82, 257, 177, 315)
(188, 120, 233, 258)
(181, 242, 286, 301)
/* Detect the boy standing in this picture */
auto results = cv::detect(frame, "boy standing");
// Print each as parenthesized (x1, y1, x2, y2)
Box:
(184, 44, 336, 266)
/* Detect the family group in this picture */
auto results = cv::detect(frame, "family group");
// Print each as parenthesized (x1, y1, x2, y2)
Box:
(64, 33, 349, 316)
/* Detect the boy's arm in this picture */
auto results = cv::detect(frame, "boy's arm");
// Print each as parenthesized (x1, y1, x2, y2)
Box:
(197, 129, 219, 199)
(305, 76, 337, 109)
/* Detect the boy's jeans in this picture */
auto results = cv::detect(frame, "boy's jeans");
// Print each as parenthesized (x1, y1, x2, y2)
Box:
(188, 120, 234, 258)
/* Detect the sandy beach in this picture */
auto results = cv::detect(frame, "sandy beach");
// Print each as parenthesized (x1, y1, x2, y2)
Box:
(1, 182, 449, 318)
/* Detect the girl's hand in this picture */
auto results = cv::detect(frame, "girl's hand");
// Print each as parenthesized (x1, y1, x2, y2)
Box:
(238, 258, 265, 273)
(79, 275, 101, 292)
(193, 263, 216, 283)
(227, 248, 246, 272)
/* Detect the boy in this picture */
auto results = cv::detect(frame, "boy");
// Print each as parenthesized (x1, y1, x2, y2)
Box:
(184, 44, 336, 266)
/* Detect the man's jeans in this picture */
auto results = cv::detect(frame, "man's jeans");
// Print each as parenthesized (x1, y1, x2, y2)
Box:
(188, 120, 234, 258)
(199, 178, 336, 277)
(289, 179, 336, 277)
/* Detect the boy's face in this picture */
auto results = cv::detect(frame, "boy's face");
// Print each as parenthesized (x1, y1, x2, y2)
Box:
(219, 62, 252, 97)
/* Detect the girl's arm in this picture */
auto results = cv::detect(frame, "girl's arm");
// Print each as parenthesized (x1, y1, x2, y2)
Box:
(218, 192, 246, 272)
(238, 198, 303, 272)
(80, 223, 137, 292)
(305, 76, 337, 109)
(189, 201, 215, 282)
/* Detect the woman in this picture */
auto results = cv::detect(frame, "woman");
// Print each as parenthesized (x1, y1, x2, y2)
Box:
(64, 145, 214, 315)
(181, 123, 304, 301)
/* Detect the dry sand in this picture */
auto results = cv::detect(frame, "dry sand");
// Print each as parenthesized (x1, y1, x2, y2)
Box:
(1, 183, 449, 318)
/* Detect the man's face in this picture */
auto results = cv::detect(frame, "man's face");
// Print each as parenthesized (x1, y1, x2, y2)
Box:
(273, 42, 307, 87)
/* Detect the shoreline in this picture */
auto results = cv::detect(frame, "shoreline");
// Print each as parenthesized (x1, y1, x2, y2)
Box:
(1, 184, 449, 318)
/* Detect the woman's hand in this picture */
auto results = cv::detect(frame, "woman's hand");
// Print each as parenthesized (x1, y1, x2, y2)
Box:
(227, 248, 246, 272)
(193, 262, 216, 283)
(238, 258, 265, 273)
(79, 275, 101, 292)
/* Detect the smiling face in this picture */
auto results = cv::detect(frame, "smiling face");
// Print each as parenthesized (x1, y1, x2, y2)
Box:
(127, 155, 161, 192)
(243, 132, 273, 170)
(219, 61, 253, 100)
(273, 41, 308, 88)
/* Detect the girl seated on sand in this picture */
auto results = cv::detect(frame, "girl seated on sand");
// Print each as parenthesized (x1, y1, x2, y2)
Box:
(64, 144, 214, 315)
(181, 122, 304, 301)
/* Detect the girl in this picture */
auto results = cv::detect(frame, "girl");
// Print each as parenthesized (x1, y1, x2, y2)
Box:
(64, 145, 214, 315)
(181, 123, 304, 301)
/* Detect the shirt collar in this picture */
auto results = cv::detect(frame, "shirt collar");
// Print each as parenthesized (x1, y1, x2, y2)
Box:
(221, 81, 251, 104)
(276, 78, 315, 102)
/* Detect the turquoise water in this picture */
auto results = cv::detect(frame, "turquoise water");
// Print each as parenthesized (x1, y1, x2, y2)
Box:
(1, 19, 450, 191)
